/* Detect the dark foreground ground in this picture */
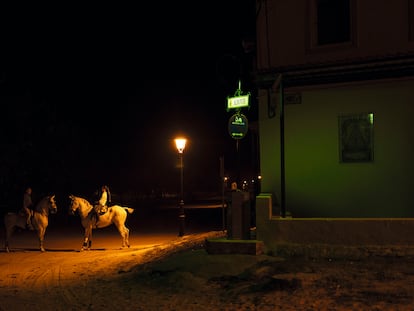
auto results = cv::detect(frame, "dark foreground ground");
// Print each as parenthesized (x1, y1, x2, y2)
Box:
(137, 247, 414, 310)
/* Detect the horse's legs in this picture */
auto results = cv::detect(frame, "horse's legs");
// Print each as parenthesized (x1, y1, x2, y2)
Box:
(38, 228, 46, 252)
(81, 235, 91, 251)
(116, 225, 130, 248)
(81, 237, 88, 251)
(88, 229, 93, 250)
(81, 227, 93, 251)
(124, 227, 130, 248)
(5, 230, 9, 253)
(5, 231, 10, 253)
(4, 226, 16, 253)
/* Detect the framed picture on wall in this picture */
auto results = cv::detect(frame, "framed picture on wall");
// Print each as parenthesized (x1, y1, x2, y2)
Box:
(338, 113, 374, 163)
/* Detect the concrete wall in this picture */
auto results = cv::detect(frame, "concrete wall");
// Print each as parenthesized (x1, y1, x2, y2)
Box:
(256, 193, 414, 257)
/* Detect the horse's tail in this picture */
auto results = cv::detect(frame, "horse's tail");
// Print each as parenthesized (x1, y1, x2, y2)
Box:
(124, 207, 134, 214)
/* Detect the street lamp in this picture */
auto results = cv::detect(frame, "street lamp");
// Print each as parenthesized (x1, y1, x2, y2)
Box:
(175, 137, 187, 237)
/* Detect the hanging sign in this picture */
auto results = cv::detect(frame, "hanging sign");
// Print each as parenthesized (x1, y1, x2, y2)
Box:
(228, 113, 248, 139)
(227, 94, 250, 110)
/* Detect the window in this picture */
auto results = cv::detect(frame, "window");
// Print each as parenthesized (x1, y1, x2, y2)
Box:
(307, 0, 356, 50)
(317, 0, 350, 45)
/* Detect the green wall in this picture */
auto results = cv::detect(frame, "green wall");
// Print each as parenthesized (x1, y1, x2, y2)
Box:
(258, 79, 414, 217)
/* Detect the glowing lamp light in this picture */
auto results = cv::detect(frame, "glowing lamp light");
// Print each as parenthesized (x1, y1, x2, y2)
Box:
(175, 138, 187, 154)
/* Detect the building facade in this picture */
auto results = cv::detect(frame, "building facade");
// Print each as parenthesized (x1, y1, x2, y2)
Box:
(255, 0, 414, 217)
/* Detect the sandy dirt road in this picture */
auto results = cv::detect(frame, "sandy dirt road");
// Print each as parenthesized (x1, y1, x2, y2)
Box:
(0, 227, 224, 311)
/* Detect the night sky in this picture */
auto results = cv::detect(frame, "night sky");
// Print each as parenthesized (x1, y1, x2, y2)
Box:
(1, 2, 257, 203)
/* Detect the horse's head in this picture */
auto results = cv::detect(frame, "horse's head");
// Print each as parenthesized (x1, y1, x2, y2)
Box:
(68, 194, 79, 215)
(49, 195, 58, 214)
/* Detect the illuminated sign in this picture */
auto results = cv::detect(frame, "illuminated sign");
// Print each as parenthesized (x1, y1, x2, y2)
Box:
(228, 113, 248, 139)
(227, 95, 249, 110)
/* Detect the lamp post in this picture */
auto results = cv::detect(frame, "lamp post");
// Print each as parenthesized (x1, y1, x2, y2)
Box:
(175, 137, 187, 237)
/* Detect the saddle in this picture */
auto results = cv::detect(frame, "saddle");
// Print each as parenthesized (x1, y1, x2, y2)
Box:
(94, 205, 108, 216)
(93, 205, 108, 227)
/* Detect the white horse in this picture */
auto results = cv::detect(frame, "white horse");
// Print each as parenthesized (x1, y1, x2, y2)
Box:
(4, 195, 58, 252)
(68, 194, 134, 251)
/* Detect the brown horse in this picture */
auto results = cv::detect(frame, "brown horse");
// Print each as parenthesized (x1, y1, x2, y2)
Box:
(4, 195, 58, 252)
(68, 195, 134, 251)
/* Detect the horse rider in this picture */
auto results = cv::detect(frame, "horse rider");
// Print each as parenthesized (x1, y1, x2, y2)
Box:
(20, 186, 34, 230)
(94, 185, 111, 225)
